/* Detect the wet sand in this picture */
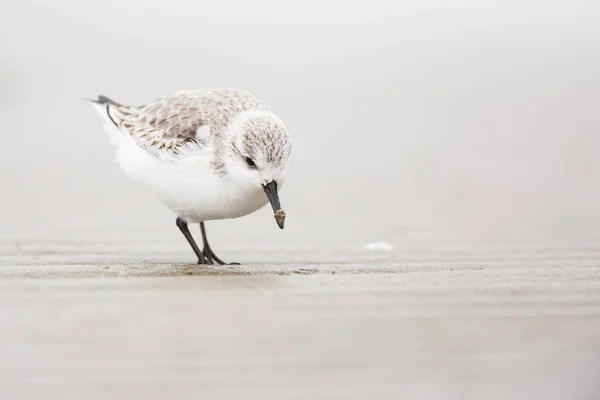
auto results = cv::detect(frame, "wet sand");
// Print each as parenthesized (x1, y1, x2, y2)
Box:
(1, 240, 599, 399)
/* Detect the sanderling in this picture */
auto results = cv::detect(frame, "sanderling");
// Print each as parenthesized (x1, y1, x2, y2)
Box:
(88, 89, 292, 265)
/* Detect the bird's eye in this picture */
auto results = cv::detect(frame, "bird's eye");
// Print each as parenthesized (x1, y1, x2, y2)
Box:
(245, 157, 256, 168)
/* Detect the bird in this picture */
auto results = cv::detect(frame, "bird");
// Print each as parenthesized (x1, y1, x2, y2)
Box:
(88, 89, 292, 265)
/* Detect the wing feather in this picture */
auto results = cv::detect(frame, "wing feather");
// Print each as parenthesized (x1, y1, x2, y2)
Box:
(90, 89, 268, 156)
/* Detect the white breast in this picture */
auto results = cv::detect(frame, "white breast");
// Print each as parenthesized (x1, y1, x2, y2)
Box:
(112, 133, 269, 223)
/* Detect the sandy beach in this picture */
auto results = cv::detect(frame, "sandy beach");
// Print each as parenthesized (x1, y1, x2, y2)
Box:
(1, 238, 599, 399)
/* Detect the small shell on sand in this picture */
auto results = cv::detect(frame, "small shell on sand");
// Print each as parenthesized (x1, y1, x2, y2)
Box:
(363, 241, 395, 251)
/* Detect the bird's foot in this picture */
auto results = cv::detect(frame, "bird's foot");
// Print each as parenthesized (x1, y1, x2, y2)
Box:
(200, 247, 240, 265)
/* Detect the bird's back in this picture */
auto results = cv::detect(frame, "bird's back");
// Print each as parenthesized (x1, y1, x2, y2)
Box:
(90, 89, 270, 154)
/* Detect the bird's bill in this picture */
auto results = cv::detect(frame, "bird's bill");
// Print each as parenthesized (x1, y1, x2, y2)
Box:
(263, 181, 285, 229)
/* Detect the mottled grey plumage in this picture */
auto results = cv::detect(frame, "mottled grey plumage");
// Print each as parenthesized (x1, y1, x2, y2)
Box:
(95, 89, 270, 153)
(91, 88, 291, 180)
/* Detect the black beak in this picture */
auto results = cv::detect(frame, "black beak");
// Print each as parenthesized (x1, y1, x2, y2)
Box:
(262, 180, 285, 229)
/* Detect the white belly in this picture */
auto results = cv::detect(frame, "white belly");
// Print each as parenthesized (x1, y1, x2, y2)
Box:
(113, 136, 269, 223)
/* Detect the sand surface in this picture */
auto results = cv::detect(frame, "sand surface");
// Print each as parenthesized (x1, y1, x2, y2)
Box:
(1, 239, 599, 400)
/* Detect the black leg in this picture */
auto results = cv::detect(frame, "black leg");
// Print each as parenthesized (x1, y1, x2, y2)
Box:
(199, 222, 240, 265)
(176, 217, 208, 264)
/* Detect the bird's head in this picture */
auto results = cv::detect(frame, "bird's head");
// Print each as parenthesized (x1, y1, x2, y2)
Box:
(223, 111, 292, 229)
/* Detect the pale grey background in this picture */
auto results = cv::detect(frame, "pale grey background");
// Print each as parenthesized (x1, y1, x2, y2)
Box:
(1, 0, 599, 244)
(1, 1, 599, 399)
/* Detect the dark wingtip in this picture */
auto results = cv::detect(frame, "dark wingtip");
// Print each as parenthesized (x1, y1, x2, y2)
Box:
(85, 95, 119, 105)
(97, 95, 112, 104)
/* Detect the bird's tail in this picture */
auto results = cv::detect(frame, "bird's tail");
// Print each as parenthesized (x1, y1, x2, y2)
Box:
(86, 95, 125, 128)
(86, 94, 141, 147)
(93, 95, 122, 106)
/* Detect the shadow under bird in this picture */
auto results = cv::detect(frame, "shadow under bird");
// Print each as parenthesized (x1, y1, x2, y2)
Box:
(88, 89, 291, 265)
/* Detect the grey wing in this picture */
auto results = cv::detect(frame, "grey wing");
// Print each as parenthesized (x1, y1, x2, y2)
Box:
(93, 89, 268, 154)
(95, 92, 209, 154)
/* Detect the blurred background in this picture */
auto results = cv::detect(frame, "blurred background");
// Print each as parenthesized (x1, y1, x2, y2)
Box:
(1, 0, 599, 246)
(1, 2, 600, 399)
